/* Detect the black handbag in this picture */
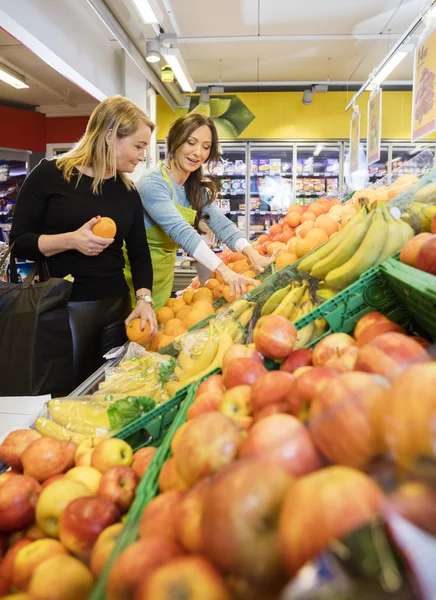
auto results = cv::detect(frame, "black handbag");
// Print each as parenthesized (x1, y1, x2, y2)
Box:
(0, 244, 74, 396)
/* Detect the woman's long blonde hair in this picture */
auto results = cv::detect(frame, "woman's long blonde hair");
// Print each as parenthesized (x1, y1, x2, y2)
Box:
(56, 95, 155, 194)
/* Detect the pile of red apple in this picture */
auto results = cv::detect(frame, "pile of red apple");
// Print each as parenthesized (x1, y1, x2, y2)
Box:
(400, 230, 436, 275)
(0, 432, 156, 599)
(98, 312, 436, 599)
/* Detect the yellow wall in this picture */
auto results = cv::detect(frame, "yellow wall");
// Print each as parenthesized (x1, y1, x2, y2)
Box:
(157, 91, 434, 141)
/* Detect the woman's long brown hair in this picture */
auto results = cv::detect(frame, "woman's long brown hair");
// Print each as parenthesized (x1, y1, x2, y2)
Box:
(165, 113, 220, 233)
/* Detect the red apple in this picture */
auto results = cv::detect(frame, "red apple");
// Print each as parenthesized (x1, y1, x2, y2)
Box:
(309, 372, 388, 469)
(253, 315, 297, 359)
(0, 475, 41, 533)
(280, 348, 313, 374)
(239, 414, 321, 477)
(355, 332, 430, 382)
(253, 402, 290, 421)
(0, 471, 20, 488)
(222, 344, 263, 375)
(293, 366, 313, 378)
(21, 438, 76, 483)
(158, 457, 187, 493)
(173, 412, 243, 488)
(202, 460, 292, 582)
(90, 522, 123, 577)
(387, 482, 436, 535)
(222, 357, 267, 389)
(312, 333, 356, 367)
(324, 345, 359, 372)
(219, 386, 252, 421)
(284, 366, 338, 417)
(139, 491, 185, 542)
(137, 555, 230, 600)
(35, 479, 91, 538)
(400, 232, 433, 267)
(132, 447, 156, 479)
(196, 373, 225, 398)
(59, 496, 120, 560)
(279, 466, 385, 575)
(251, 371, 295, 414)
(416, 234, 436, 274)
(187, 392, 222, 420)
(24, 524, 47, 540)
(0, 538, 32, 596)
(353, 311, 390, 340)
(412, 335, 431, 348)
(91, 438, 133, 473)
(356, 320, 404, 347)
(0, 430, 41, 471)
(0, 533, 6, 559)
(97, 466, 138, 513)
(107, 537, 184, 600)
(12, 538, 67, 591)
(176, 477, 212, 553)
(380, 362, 436, 468)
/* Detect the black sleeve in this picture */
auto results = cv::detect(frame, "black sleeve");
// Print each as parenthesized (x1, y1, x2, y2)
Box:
(126, 193, 153, 293)
(9, 160, 50, 261)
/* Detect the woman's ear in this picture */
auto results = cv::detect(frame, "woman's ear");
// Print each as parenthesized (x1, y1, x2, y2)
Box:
(105, 129, 113, 146)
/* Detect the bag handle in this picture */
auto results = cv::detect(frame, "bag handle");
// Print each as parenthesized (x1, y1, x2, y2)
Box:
(0, 241, 51, 284)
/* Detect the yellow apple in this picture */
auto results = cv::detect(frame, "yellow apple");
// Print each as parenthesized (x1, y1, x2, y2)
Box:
(35, 479, 90, 538)
(90, 522, 123, 577)
(91, 439, 133, 474)
(74, 437, 104, 467)
(12, 538, 67, 591)
(28, 554, 93, 600)
(65, 467, 102, 495)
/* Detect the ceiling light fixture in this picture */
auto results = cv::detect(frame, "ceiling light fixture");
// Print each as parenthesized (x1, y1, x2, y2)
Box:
(365, 46, 412, 91)
(131, 0, 162, 24)
(199, 89, 210, 104)
(161, 65, 174, 83)
(161, 47, 195, 92)
(0, 65, 29, 89)
(302, 89, 313, 105)
(146, 39, 161, 63)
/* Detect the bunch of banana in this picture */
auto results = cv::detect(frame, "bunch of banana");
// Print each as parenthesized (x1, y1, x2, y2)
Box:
(294, 317, 329, 350)
(299, 206, 414, 292)
(261, 281, 309, 319)
(165, 325, 234, 397)
(403, 201, 436, 232)
(35, 417, 92, 444)
(261, 281, 300, 316)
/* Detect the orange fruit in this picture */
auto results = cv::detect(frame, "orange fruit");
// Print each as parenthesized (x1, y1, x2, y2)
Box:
(182, 289, 195, 305)
(183, 301, 215, 329)
(300, 212, 316, 223)
(126, 319, 152, 346)
(275, 252, 298, 269)
(269, 224, 283, 237)
(288, 204, 305, 215)
(92, 217, 116, 238)
(243, 269, 257, 279)
(285, 212, 301, 228)
(305, 227, 329, 245)
(212, 286, 223, 299)
(230, 260, 251, 274)
(262, 240, 273, 254)
(205, 279, 220, 291)
(315, 215, 340, 237)
(215, 272, 224, 284)
(278, 231, 294, 243)
(287, 237, 298, 254)
(157, 335, 174, 351)
(156, 306, 174, 325)
(219, 249, 233, 264)
(229, 252, 246, 263)
(149, 331, 164, 352)
(257, 234, 270, 245)
(163, 318, 187, 337)
(267, 242, 287, 256)
(246, 281, 261, 292)
(295, 221, 315, 238)
(295, 237, 320, 258)
(222, 285, 232, 303)
(192, 288, 214, 303)
(306, 203, 324, 218)
(176, 304, 192, 321)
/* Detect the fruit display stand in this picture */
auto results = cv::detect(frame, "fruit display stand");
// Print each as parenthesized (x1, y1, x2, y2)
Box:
(90, 380, 198, 600)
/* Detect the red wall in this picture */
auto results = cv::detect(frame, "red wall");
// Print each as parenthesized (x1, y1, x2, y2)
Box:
(0, 106, 89, 152)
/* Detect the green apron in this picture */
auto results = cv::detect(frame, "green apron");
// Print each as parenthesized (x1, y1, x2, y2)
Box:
(124, 162, 196, 311)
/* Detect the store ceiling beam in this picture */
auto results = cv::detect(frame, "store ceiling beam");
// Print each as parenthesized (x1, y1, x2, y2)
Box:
(196, 80, 413, 87)
(0, 57, 78, 108)
(177, 33, 418, 44)
(85, 0, 182, 111)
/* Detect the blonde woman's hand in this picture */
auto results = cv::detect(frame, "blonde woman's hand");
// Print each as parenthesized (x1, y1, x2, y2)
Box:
(71, 217, 114, 256)
(242, 246, 274, 273)
(125, 300, 158, 336)
(216, 264, 257, 300)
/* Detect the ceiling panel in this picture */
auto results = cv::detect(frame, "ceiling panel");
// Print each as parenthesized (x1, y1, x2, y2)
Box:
(186, 58, 258, 82)
(257, 55, 363, 82)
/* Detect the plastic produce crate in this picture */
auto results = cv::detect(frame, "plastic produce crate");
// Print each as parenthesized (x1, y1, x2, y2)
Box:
(91, 381, 198, 600)
(292, 263, 435, 347)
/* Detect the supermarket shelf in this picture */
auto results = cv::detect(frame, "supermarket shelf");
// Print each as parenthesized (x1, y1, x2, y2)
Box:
(296, 173, 339, 178)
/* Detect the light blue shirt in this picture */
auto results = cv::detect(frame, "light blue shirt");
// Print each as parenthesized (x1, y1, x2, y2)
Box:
(135, 165, 245, 256)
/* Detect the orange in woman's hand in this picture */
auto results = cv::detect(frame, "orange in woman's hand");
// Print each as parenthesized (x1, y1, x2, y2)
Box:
(126, 318, 152, 346)
(92, 216, 117, 238)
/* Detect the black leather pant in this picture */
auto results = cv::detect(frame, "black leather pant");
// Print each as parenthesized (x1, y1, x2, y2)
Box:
(68, 294, 131, 389)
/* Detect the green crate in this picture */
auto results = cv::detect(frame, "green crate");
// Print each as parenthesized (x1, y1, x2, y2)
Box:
(379, 258, 436, 341)
(111, 381, 193, 451)
(91, 382, 198, 600)
(293, 263, 435, 346)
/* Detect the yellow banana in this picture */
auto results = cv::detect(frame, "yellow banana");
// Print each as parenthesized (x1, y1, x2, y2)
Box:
(177, 350, 195, 371)
(177, 324, 219, 382)
(377, 207, 414, 263)
(238, 307, 254, 327)
(298, 209, 368, 273)
(310, 211, 374, 280)
(35, 417, 91, 444)
(48, 399, 111, 435)
(164, 380, 184, 397)
(316, 288, 336, 302)
(325, 210, 387, 291)
(272, 282, 308, 319)
(228, 299, 253, 317)
(261, 285, 292, 316)
(178, 330, 233, 387)
(288, 287, 312, 321)
(294, 306, 316, 349)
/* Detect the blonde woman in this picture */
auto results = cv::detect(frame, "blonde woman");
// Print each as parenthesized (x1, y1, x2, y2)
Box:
(10, 95, 157, 388)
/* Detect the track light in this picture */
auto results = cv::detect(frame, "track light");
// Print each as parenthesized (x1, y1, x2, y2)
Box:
(302, 89, 313, 105)
(199, 89, 210, 105)
(146, 39, 160, 63)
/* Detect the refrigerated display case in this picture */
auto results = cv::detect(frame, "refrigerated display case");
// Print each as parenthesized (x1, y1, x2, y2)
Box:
(391, 142, 436, 179)
(294, 142, 341, 203)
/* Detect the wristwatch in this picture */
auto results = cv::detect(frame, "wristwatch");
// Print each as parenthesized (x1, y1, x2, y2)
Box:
(136, 294, 154, 306)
